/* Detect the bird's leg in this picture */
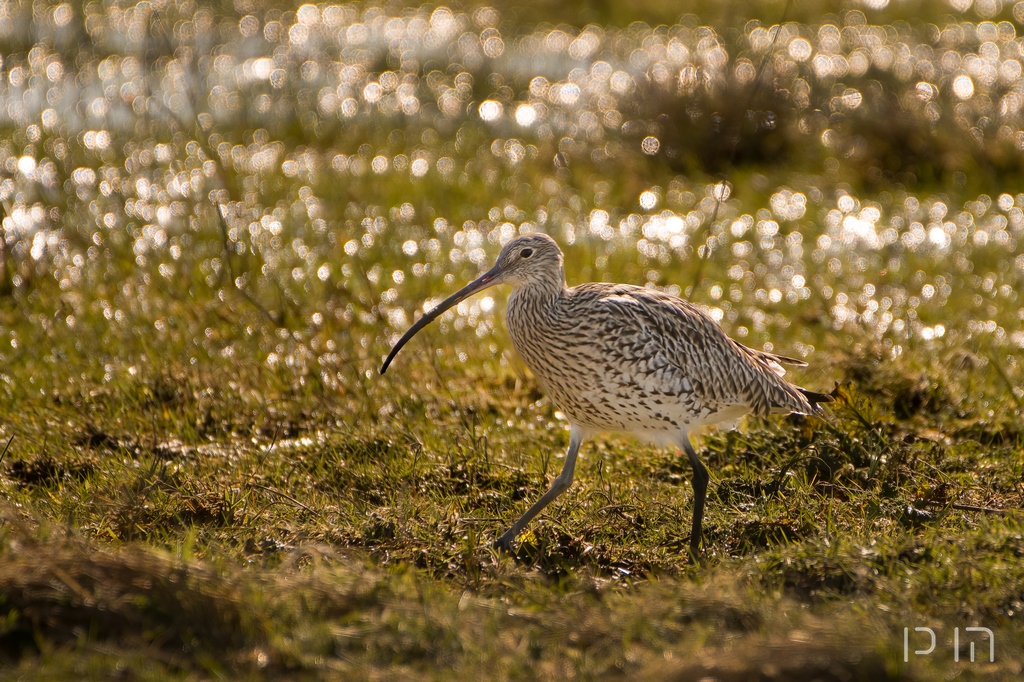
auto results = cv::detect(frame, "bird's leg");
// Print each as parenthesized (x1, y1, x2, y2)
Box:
(494, 426, 584, 552)
(679, 435, 709, 560)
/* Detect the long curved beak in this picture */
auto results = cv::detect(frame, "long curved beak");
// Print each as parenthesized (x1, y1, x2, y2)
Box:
(379, 264, 502, 374)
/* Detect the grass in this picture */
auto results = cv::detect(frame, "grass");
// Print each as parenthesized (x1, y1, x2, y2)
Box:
(1, 298, 1022, 678)
(2, 0, 1024, 677)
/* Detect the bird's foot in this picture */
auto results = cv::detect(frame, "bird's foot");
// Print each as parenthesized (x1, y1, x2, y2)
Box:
(493, 531, 516, 553)
(685, 536, 703, 565)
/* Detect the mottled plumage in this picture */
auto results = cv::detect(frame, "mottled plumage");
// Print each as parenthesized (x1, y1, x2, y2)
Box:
(381, 233, 831, 556)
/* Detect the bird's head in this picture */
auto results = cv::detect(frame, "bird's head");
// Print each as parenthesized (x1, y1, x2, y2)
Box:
(493, 233, 564, 289)
(379, 232, 565, 374)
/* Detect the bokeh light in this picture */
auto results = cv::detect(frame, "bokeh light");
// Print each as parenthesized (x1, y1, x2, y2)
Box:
(0, 0, 1020, 389)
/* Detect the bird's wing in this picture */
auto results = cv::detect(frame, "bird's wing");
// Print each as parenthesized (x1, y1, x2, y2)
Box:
(584, 285, 743, 402)
(744, 347, 807, 376)
(580, 284, 812, 415)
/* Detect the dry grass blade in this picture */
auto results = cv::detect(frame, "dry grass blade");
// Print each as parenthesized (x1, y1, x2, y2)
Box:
(0, 534, 264, 666)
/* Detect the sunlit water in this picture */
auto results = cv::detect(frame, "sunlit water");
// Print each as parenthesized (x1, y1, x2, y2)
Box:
(0, 2, 1022, 397)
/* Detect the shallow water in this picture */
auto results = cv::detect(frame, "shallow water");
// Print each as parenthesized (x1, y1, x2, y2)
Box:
(0, 2, 1022, 393)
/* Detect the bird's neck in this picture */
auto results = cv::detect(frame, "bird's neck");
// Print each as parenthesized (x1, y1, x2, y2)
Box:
(514, 267, 567, 301)
(507, 272, 565, 324)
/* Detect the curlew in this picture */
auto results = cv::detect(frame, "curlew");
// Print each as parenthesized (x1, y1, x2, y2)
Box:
(380, 233, 831, 556)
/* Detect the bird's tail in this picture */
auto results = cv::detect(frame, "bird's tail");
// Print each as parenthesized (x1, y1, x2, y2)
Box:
(798, 388, 835, 410)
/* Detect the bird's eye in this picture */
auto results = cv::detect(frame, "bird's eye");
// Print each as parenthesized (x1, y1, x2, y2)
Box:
(520, 248, 534, 259)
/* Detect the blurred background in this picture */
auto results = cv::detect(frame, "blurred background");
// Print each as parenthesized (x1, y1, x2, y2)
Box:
(1, 0, 1023, 429)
